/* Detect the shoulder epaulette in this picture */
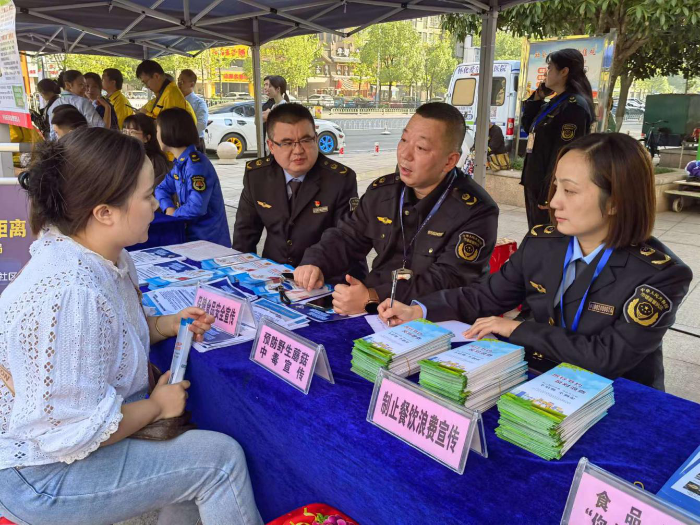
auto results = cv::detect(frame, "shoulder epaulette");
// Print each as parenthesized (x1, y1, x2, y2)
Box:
(527, 224, 563, 238)
(245, 155, 273, 171)
(189, 151, 201, 163)
(370, 174, 400, 190)
(451, 187, 479, 206)
(628, 243, 674, 269)
(320, 157, 351, 175)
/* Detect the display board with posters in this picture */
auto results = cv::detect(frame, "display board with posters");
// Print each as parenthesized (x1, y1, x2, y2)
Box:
(518, 33, 616, 134)
(0, 178, 32, 294)
(0, 0, 30, 128)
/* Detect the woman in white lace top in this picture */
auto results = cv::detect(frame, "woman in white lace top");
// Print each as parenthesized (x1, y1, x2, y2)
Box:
(0, 128, 263, 525)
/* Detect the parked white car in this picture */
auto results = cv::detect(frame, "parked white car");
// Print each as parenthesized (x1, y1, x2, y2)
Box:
(204, 101, 345, 155)
(126, 90, 149, 109)
(222, 92, 254, 101)
(307, 94, 334, 108)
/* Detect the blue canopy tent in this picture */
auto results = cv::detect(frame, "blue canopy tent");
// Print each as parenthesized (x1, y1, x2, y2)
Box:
(13, 0, 540, 184)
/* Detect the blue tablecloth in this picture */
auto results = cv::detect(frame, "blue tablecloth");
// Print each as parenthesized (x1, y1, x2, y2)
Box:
(127, 214, 187, 252)
(150, 316, 700, 524)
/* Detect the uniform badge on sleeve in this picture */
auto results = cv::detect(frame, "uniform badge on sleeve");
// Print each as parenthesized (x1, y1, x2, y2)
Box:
(624, 284, 672, 327)
(349, 197, 360, 212)
(561, 124, 577, 141)
(191, 176, 207, 192)
(455, 232, 485, 262)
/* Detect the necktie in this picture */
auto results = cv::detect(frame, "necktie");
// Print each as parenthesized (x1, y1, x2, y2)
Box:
(288, 178, 302, 210)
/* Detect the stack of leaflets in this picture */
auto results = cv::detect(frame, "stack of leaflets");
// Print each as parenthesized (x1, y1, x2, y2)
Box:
(495, 363, 614, 460)
(138, 259, 215, 288)
(130, 246, 184, 267)
(201, 252, 261, 270)
(418, 340, 527, 412)
(351, 319, 453, 382)
(658, 444, 700, 516)
(165, 240, 241, 262)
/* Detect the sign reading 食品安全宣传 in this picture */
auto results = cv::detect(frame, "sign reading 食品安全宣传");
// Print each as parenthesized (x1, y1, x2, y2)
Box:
(0, 179, 32, 294)
(0, 0, 31, 128)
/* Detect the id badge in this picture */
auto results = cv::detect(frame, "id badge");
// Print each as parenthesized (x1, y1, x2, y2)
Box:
(526, 132, 535, 153)
(392, 268, 414, 282)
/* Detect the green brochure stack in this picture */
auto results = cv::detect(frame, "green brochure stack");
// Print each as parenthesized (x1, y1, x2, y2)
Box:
(495, 363, 615, 460)
(418, 340, 528, 412)
(351, 319, 453, 382)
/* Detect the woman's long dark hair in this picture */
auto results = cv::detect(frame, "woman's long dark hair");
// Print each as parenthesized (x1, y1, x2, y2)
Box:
(56, 70, 82, 90)
(123, 113, 172, 186)
(267, 75, 290, 103)
(547, 49, 594, 119)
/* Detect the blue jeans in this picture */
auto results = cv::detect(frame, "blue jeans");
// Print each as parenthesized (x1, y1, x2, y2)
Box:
(0, 430, 263, 525)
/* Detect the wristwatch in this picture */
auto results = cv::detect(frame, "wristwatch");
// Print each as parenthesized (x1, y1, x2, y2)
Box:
(364, 288, 380, 314)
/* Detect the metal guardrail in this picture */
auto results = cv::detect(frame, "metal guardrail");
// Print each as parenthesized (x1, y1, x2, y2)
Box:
(327, 118, 410, 131)
(328, 107, 416, 115)
(0, 143, 32, 152)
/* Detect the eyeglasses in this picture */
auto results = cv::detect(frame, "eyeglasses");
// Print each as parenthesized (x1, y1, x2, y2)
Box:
(122, 128, 143, 135)
(270, 137, 317, 151)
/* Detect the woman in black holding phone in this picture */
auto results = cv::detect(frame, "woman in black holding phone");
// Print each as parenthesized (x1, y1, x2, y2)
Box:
(521, 48, 594, 229)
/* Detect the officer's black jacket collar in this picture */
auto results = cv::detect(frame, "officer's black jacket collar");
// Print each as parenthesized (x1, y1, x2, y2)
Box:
(539, 235, 630, 319)
(403, 168, 454, 218)
(265, 154, 326, 221)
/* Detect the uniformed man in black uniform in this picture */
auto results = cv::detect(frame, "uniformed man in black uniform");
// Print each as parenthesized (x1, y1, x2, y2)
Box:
(232, 103, 359, 272)
(379, 133, 693, 390)
(295, 102, 499, 315)
(521, 49, 594, 229)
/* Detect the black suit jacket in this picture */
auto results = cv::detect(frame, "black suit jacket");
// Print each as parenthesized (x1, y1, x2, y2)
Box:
(419, 225, 693, 390)
(232, 153, 359, 273)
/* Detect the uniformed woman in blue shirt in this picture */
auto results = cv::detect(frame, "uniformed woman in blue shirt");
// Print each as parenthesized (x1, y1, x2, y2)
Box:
(155, 107, 230, 246)
(379, 133, 692, 390)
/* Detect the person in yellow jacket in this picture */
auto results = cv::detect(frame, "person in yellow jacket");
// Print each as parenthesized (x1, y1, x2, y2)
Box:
(102, 68, 135, 129)
(9, 124, 43, 167)
(136, 60, 197, 124)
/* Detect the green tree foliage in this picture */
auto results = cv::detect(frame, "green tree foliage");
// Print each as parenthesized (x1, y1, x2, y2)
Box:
(442, 0, 700, 122)
(243, 35, 321, 91)
(421, 38, 458, 98)
(358, 21, 421, 100)
(46, 54, 139, 81)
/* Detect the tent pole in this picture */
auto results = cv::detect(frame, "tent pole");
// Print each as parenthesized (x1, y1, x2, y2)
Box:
(472, 0, 498, 187)
(252, 17, 264, 158)
(0, 125, 14, 178)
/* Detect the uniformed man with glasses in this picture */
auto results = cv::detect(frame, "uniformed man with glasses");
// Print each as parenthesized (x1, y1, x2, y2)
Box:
(232, 103, 361, 277)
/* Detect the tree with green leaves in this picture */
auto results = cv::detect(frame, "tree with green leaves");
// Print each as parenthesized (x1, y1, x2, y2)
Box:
(421, 37, 458, 99)
(243, 35, 321, 93)
(443, 0, 700, 122)
(46, 54, 139, 82)
(358, 21, 421, 101)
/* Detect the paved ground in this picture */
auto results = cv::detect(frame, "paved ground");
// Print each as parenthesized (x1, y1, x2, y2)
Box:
(118, 148, 700, 525)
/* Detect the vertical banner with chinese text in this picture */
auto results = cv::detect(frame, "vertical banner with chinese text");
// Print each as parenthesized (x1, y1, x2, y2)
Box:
(0, 0, 31, 128)
(0, 179, 31, 294)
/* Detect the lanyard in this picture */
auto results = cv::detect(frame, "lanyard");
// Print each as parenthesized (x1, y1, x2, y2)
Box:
(559, 237, 613, 332)
(530, 93, 567, 132)
(398, 171, 456, 268)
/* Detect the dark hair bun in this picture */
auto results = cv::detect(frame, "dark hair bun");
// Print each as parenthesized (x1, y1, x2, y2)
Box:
(25, 141, 67, 226)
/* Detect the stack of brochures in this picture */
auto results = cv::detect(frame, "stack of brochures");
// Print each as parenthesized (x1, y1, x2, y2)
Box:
(658, 444, 700, 517)
(495, 363, 614, 460)
(418, 340, 528, 412)
(351, 319, 453, 382)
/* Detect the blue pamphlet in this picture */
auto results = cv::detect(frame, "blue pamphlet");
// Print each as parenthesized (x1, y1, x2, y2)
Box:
(658, 444, 700, 516)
